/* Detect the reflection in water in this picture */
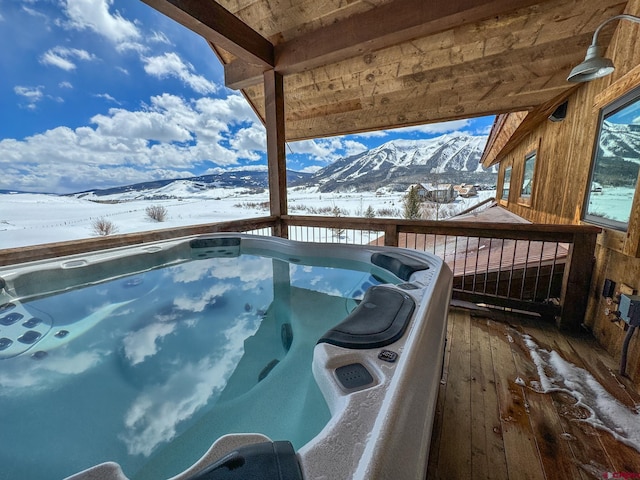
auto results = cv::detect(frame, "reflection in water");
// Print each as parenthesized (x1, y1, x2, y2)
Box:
(120, 316, 260, 457)
(0, 250, 396, 480)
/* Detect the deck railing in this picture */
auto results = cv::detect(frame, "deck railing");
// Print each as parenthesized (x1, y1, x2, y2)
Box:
(280, 216, 600, 328)
(0, 214, 600, 329)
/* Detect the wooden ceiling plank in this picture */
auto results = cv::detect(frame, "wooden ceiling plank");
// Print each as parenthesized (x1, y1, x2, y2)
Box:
(269, 0, 622, 94)
(224, 0, 391, 41)
(274, 0, 556, 72)
(271, 40, 589, 114)
(225, 0, 624, 90)
(289, 77, 573, 126)
(225, 0, 552, 88)
(285, 87, 570, 141)
(141, 0, 274, 67)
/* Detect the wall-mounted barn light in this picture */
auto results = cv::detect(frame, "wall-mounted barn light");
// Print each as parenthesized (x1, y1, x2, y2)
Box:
(567, 14, 640, 82)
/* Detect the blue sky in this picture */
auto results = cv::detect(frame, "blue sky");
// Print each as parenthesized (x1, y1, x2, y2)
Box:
(0, 0, 494, 194)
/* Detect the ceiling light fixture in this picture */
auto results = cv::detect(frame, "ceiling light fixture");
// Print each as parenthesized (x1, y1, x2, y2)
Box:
(567, 14, 640, 83)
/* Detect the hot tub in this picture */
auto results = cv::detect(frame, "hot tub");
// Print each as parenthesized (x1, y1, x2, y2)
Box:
(0, 234, 452, 480)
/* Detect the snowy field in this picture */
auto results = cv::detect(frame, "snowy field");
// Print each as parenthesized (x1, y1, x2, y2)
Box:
(0, 186, 496, 249)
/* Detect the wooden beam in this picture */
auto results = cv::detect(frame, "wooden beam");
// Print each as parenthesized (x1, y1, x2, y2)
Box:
(264, 70, 288, 236)
(225, 61, 270, 90)
(141, 0, 274, 67)
(225, 0, 551, 89)
(558, 230, 599, 330)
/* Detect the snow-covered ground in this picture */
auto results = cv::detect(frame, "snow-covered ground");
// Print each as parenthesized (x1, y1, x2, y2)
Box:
(586, 186, 635, 223)
(0, 187, 496, 249)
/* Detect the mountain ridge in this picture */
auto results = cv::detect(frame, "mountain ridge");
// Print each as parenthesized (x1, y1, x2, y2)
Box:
(55, 132, 496, 199)
(307, 133, 494, 192)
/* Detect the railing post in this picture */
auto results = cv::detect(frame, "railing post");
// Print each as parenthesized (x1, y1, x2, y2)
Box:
(274, 217, 288, 239)
(384, 224, 399, 246)
(557, 231, 598, 330)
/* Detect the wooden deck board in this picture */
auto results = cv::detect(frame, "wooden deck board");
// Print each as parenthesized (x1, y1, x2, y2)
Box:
(434, 309, 472, 478)
(470, 319, 509, 480)
(426, 307, 640, 480)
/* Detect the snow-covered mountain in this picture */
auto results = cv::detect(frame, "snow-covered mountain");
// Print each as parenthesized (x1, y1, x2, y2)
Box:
(67, 132, 494, 199)
(73, 169, 313, 200)
(597, 121, 640, 162)
(307, 133, 494, 192)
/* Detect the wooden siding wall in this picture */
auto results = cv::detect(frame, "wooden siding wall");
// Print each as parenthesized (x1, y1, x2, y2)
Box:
(496, 0, 640, 386)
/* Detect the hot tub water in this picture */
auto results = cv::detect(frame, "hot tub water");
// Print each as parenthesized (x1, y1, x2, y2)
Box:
(0, 244, 398, 480)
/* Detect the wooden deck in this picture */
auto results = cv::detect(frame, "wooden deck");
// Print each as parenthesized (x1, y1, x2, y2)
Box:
(427, 305, 640, 480)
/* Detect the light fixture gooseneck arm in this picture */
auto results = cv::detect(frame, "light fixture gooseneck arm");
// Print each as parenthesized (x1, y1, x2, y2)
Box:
(567, 14, 640, 82)
(590, 14, 640, 48)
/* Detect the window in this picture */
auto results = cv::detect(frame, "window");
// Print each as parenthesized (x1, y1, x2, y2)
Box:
(519, 150, 536, 204)
(584, 85, 640, 231)
(501, 166, 512, 201)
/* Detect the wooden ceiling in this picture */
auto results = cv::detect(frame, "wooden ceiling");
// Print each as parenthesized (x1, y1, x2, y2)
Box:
(144, 0, 628, 142)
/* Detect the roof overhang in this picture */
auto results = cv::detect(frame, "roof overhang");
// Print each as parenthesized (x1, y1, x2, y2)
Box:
(142, 0, 627, 142)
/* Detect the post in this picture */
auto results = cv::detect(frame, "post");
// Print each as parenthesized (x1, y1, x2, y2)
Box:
(264, 69, 288, 238)
(558, 231, 598, 330)
(384, 224, 399, 247)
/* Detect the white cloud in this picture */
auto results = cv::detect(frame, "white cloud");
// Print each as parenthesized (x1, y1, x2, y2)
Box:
(40, 46, 96, 71)
(0, 351, 104, 391)
(343, 140, 368, 157)
(143, 52, 217, 95)
(289, 139, 335, 158)
(173, 283, 232, 313)
(59, 81, 73, 89)
(63, 0, 141, 44)
(120, 317, 260, 456)
(116, 40, 147, 54)
(355, 130, 388, 138)
(123, 322, 176, 366)
(14, 85, 45, 109)
(230, 124, 266, 161)
(289, 136, 366, 164)
(297, 165, 323, 173)
(150, 30, 172, 45)
(21, 6, 46, 19)
(14, 85, 44, 101)
(475, 123, 494, 135)
(94, 93, 118, 103)
(0, 93, 264, 193)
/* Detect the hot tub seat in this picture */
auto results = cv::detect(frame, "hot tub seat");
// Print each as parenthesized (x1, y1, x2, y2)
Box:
(185, 440, 302, 480)
(317, 285, 415, 349)
(370, 251, 429, 281)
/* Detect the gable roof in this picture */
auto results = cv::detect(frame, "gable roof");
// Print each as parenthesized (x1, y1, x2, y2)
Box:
(145, 0, 627, 141)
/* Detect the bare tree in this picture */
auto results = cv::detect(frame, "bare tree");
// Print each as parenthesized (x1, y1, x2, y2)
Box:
(92, 217, 118, 236)
(146, 205, 168, 222)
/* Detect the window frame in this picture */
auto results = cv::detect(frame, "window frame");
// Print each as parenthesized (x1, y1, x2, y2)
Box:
(518, 149, 537, 206)
(500, 164, 512, 204)
(583, 84, 640, 232)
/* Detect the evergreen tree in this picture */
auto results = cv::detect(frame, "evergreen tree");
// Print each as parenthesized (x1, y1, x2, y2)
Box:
(403, 186, 422, 219)
(364, 205, 376, 218)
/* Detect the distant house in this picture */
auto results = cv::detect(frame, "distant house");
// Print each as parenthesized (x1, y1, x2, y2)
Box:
(407, 183, 458, 203)
(419, 183, 458, 203)
(407, 183, 429, 199)
(453, 183, 479, 198)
